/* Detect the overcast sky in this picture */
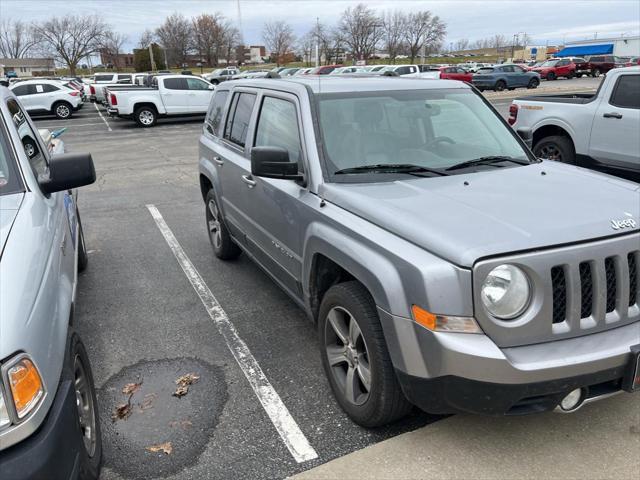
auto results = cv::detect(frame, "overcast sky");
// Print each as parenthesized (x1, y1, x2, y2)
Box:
(2, 0, 639, 51)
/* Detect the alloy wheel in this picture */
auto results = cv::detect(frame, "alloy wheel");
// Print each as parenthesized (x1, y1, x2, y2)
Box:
(207, 199, 222, 249)
(57, 104, 70, 118)
(139, 110, 154, 125)
(324, 306, 372, 406)
(74, 354, 97, 457)
(538, 144, 562, 161)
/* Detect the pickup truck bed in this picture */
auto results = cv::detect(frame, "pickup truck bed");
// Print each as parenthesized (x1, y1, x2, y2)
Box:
(514, 92, 597, 105)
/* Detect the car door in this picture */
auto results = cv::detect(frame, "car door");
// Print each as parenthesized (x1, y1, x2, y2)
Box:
(589, 73, 640, 171)
(512, 65, 529, 86)
(186, 77, 214, 113)
(217, 89, 258, 242)
(11, 84, 36, 110)
(160, 77, 189, 114)
(240, 91, 308, 296)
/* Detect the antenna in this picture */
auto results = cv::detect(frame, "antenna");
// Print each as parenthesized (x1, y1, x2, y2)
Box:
(237, 0, 244, 44)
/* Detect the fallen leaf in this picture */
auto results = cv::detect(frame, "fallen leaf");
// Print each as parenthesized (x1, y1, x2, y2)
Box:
(146, 442, 172, 455)
(175, 373, 200, 387)
(173, 385, 189, 398)
(169, 419, 193, 429)
(139, 392, 157, 411)
(122, 381, 142, 396)
(111, 403, 132, 421)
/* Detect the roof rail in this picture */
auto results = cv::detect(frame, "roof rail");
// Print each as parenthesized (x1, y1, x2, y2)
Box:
(265, 71, 281, 79)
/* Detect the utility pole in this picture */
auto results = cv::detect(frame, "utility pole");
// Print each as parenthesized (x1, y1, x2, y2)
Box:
(163, 48, 169, 70)
(149, 44, 156, 71)
(315, 17, 320, 67)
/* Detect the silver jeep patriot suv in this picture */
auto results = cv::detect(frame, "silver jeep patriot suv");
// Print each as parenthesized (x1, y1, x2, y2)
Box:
(198, 76, 640, 426)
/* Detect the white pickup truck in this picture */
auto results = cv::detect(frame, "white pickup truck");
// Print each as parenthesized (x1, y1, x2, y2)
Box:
(105, 75, 214, 127)
(510, 66, 639, 182)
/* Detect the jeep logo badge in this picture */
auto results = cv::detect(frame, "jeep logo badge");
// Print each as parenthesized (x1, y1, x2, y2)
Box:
(611, 218, 637, 230)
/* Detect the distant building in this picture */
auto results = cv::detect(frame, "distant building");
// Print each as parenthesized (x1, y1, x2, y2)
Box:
(99, 49, 134, 69)
(235, 45, 267, 64)
(556, 35, 640, 58)
(0, 58, 55, 77)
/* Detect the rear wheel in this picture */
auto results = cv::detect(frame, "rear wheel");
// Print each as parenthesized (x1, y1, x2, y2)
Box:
(567, 71, 575, 79)
(592, 68, 601, 77)
(494, 80, 506, 92)
(205, 189, 241, 260)
(319, 281, 412, 427)
(576, 73, 583, 78)
(53, 101, 73, 119)
(134, 106, 157, 127)
(527, 78, 540, 89)
(547, 72, 557, 81)
(533, 135, 576, 164)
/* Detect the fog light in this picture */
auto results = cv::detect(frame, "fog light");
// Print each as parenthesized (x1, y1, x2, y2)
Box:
(559, 388, 584, 411)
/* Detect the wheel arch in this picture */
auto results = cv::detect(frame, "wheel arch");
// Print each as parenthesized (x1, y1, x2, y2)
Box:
(133, 102, 158, 114)
(532, 122, 576, 150)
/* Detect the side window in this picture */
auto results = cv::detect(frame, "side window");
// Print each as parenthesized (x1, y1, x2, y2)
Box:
(205, 90, 229, 136)
(591, 56, 602, 63)
(117, 74, 131, 83)
(610, 75, 640, 109)
(224, 92, 256, 148)
(396, 66, 409, 75)
(12, 84, 31, 96)
(42, 84, 59, 93)
(163, 78, 188, 90)
(7, 99, 48, 177)
(254, 96, 303, 166)
(187, 78, 210, 90)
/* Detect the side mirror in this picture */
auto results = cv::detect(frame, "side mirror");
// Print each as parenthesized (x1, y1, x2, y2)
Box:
(208, 84, 215, 90)
(40, 152, 96, 194)
(516, 128, 533, 149)
(251, 146, 302, 180)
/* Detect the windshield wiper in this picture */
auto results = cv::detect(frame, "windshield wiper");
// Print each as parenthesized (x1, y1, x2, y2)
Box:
(334, 163, 449, 176)
(445, 156, 530, 171)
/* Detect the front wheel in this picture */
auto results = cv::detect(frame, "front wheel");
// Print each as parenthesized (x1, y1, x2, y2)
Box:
(319, 281, 412, 427)
(527, 78, 540, 89)
(592, 68, 601, 77)
(576, 73, 583, 78)
(205, 190, 241, 260)
(533, 135, 576, 164)
(567, 71, 575, 79)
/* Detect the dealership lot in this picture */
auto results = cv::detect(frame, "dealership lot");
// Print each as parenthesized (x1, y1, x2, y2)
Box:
(30, 79, 635, 479)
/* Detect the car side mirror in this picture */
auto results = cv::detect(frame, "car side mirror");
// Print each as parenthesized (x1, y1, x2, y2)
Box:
(251, 146, 302, 180)
(40, 152, 96, 194)
(516, 128, 533, 149)
(208, 84, 215, 90)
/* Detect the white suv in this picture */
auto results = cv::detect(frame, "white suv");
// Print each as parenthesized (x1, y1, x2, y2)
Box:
(9, 79, 83, 119)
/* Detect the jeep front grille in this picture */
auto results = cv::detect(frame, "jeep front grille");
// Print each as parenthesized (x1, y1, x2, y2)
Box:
(551, 251, 639, 324)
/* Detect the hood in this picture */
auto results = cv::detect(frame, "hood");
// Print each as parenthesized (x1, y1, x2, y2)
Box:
(320, 163, 640, 267)
(0, 193, 23, 258)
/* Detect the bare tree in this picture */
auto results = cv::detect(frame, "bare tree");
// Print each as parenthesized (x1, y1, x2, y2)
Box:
(490, 34, 507, 48)
(381, 10, 406, 64)
(100, 31, 127, 70)
(33, 15, 109, 75)
(454, 38, 470, 52)
(337, 4, 383, 61)
(221, 23, 240, 65)
(0, 18, 39, 58)
(298, 31, 315, 66)
(137, 29, 155, 49)
(262, 20, 295, 66)
(192, 13, 226, 67)
(155, 12, 192, 67)
(404, 11, 446, 63)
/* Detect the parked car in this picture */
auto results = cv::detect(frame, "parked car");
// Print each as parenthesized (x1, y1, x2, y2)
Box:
(625, 57, 640, 67)
(329, 66, 367, 75)
(510, 67, 639, 181)
(294, 68, 314, 75)
(586, 55, 626, 77)
(367, 65, 389, 72)
(279, 68, 301, 76)
(438, 66, 473, 82)
(9, 79, 83, 119)
(472, 64, 540, 91)
(563, 57, 592, 77)
(198, 75, 640, 427)
(531, 58, 577, 80)
(88, 74, 134, 103)
(381, 64, 421, 76)
(308, 65, 342, 75)
(0, 88, 102, 479)
(106, 74, 214, 127)
(202, 67, 240, 84)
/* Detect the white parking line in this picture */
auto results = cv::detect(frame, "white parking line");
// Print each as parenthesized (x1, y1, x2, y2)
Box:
(146, 204, 319, 464)
(93, 102, 112, 132)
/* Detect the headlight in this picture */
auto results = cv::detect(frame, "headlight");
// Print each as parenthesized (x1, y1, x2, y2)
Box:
(7, 357, 44, 419)
(0, 389, 10, 429)
(481, 264, 531, 319)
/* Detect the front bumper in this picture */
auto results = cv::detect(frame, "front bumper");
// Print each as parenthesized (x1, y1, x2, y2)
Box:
(378, 308, 639, 415)
(0, 378, 82, 479)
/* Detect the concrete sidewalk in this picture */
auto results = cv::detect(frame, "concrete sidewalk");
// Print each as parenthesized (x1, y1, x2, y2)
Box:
(293, 394, 640, 480)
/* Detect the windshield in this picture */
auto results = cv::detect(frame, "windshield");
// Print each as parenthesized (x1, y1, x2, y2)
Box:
(541, 60, 559, 67)
(317, 88, 530, 180)
(0, 125, 23, 196)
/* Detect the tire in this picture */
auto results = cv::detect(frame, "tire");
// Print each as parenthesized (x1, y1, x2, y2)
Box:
(210, 79, 220, 85)
(68, 333, 102, 479)
(319, 281, 412, 427)
(205, 189, 241, 260)
(576, 73, 583, 78)
(494, 80, 506, 92)
(533, 135, 576, 164)
(547, 72, 557, 81)
(53, 101, 73, 119)
(592, 68, 601, 78)
(134, 106, 157, 127)
(567, 71, 575, 79)
(77, 209, 88, 272)
(527, 78, 539, 89)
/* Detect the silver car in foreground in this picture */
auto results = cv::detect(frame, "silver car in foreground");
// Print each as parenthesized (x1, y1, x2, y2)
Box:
(0, 88, 101, 478)
(199, 76, 639, 426)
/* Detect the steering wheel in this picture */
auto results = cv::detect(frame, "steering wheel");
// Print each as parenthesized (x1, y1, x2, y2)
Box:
(424, 136, 456, 149)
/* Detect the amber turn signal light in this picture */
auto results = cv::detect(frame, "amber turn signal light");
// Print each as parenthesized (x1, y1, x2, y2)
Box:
(8, 358, 44, 419)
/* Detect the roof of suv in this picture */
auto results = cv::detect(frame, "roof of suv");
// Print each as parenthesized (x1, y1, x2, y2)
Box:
(226, 75, 470, 94)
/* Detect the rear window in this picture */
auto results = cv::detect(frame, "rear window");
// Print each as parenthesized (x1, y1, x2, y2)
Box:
(610, 75, 640, 109)
(205, 90, 229, 136)
(94, 74, 114, 82)
(224, 92, 256, 147)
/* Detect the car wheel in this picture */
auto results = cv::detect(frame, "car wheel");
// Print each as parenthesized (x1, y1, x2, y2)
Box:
(319, 281, 412, 427)
(211, 79, 219, 85)
(77, 209, 89, 272)
(494, 80, 506, 92)
(533, 135, 576, 164)
(205, 189, 241, 260)
(69, 333, 102, 479)
(592, 68, 601, 77)
(135, 106, 157, 127)
(576, 73, 583, 78)
(527, 78, 540, 89)
(567, 71, 575, 79)
(547, 72, 557, 81)
(53, 101, 72, 119)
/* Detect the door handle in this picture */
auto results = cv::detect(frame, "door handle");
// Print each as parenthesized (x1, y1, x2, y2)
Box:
(213, 156, 224, 166)
(241, 175, 256, 188)
(603, 112, 623, 119)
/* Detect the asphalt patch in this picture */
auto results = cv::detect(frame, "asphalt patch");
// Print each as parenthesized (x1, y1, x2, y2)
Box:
(98, 357, 227, 479)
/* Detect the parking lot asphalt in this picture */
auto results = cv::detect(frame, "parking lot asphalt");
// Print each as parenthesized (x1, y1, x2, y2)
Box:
(31, 78, 615, 479)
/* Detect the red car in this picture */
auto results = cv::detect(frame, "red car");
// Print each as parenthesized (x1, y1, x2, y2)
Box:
(531, 58, 576, 80)
(308, 65, 341, 75)
(625, 57, 640, 67)
(438, 66, 473, 82)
